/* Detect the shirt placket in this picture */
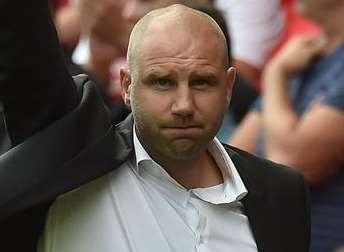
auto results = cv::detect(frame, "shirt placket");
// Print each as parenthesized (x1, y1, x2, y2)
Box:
(186, 195, 209, 251)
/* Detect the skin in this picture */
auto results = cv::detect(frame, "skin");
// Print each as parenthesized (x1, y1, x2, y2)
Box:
(120, 5, 235, 189)
(230, 0, 344, 185)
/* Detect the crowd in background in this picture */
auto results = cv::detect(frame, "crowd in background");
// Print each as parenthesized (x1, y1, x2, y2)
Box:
(2, 0, 344, 251)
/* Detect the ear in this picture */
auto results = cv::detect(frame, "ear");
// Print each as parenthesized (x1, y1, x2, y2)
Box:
(120, 67, 132, 107)
(226, 67, 236, 103)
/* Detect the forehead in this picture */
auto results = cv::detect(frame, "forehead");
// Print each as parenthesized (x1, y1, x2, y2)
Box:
(137, 19, 225, 71)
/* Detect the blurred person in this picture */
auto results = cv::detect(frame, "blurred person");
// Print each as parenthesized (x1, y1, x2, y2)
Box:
(0, 2, 310, 252)
(230, 0, 344, 251)
(47, 0, 131, 124)
(72, 0, 130, 81)
(60, 0, 131, 123)
(52, 0, 82, 49)
(215, 0, 285, 85)
(270, 0, 320, 57)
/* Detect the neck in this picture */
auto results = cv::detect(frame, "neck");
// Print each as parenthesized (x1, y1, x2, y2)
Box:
(161, 150, 223, 190)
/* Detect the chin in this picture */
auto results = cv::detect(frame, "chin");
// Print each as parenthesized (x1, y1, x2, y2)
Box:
(167, 140, 206, 160)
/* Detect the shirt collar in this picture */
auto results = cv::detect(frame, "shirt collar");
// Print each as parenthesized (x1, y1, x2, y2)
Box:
(133, 125, 153, 172)
(205, 138, 248, 202)
(133, 125, 247, 205)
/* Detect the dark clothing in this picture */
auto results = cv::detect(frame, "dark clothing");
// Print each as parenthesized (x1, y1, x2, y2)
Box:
(61, 46, 130, 124)
(0, 1, 309, 251)
(0, 0, 79, 146)
(0, 103, 10, 154)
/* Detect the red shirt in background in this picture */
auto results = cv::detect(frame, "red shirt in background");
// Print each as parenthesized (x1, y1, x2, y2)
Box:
(271, 0, 320, 57)
(255, 0, 320, 90)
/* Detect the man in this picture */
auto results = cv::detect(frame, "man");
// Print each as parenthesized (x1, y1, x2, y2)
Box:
(70, 0, 222, 121)
(0, 1, 309, 252)
(230, 0, 344, 251)
(74, 0, 258, 137)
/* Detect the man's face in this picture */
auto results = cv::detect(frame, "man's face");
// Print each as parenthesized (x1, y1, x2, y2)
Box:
(122, 20, 235, 165)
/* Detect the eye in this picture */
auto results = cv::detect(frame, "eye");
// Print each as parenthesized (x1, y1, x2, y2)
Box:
(191, 79, 212, 90)
(152, 78, 173, 90)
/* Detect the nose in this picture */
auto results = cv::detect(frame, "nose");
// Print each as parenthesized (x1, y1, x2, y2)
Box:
(171, 86, 195, 117)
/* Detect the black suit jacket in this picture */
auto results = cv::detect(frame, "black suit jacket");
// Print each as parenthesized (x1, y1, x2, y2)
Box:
(0, 0, 309, 251)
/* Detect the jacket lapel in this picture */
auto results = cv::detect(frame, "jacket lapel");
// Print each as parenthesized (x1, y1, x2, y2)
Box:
(226, 145, 283, 252)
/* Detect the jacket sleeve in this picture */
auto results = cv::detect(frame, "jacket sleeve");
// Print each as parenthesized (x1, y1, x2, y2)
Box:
(0, 0, 79, 146)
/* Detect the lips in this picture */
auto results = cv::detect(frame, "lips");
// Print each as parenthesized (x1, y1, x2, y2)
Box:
(161, 122, 202, 128)
(160, 126, 203, 138)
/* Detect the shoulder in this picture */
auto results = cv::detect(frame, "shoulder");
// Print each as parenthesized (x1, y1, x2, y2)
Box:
(222, 143, 307, 192)
(223, 144, 310, 251)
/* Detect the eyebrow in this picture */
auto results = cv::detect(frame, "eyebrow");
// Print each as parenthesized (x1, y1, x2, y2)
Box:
(142, 71, 175, 83)
(142, 68, 221, 83)
(190, 71, 219, 80)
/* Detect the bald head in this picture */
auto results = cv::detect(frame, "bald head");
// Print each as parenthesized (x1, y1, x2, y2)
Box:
(127, 4, 229, 80)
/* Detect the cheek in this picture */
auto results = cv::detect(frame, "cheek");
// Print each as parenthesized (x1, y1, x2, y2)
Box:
(131, 88, 169, 129)
(197, 92, 229, 124)
(200, 90, 229, 110)
(133, 91, 169, 117)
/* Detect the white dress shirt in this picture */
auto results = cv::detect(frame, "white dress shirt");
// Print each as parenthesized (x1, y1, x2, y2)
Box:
(38, 127, 257, 252)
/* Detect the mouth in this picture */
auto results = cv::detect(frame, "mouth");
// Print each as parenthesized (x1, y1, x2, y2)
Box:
(160, 126, 203, 138)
